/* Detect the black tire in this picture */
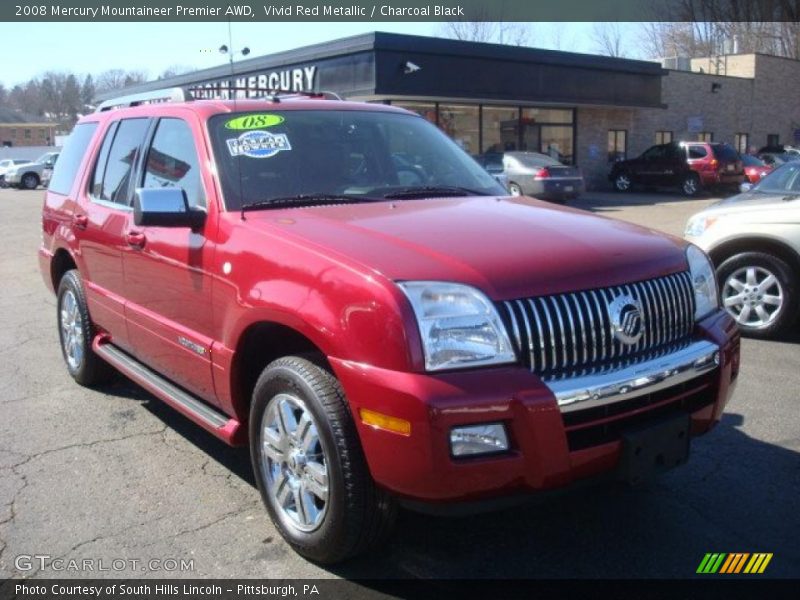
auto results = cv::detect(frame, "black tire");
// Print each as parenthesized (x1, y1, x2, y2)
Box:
(716, 252, 798, 339)
(681, 173, 700, 197)
(613, 172, 632, 192)
(21, 172, 39, 190)
(250, 356, 396, 564)
(508, 182, 523, 196)
(56, 270, 114, 386)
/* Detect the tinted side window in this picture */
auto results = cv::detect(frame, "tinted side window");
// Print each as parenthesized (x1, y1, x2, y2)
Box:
(688, 146, 708, 159)
(48, 123, 98, 195)
(142, 118, 205, 208)
(641, 145, 665, 160)
(98, 118, 150, 205)
(91, 122, 118, 198)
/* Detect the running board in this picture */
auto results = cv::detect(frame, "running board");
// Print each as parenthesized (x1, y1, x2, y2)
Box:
(93, 339, 245, 446)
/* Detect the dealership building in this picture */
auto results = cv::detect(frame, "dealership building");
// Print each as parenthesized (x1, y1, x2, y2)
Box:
(100, 32, 800, 189)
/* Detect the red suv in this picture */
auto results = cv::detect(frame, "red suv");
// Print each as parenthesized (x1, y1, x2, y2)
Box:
(610, 141, 745, 196)
(40, 89, 740, 563)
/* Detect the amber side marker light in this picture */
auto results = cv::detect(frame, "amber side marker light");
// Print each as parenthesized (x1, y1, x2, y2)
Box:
(359, 408, 411, 436)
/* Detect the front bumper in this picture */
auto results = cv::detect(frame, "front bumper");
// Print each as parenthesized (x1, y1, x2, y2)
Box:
(331, 310, 739, 505)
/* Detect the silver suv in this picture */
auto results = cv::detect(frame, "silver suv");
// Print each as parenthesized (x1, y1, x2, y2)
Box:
(686, 161, 800, 337)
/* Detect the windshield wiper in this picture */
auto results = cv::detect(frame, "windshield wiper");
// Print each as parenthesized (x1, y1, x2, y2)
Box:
(240, 194, 379, 211)
(381, 186, 490, 199)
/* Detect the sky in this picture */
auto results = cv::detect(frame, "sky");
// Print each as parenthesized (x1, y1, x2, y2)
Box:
(0, 22, 646, 88)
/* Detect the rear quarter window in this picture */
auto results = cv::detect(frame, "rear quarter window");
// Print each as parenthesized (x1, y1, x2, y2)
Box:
(47, 122, 98, 195)
(711, 144, 740, 161)
(687, 146, 708, 159)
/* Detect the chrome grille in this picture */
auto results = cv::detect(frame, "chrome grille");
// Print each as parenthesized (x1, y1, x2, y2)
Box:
(499, 272, 695, 375)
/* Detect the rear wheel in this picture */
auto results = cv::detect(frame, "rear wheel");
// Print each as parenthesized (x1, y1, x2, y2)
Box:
(21, 173, 39, 190)
(613, 173, 632, 192)
(57, 270, 113, 386)
(508, 182, 522, 196)
(250, 356, 396, 564)
(717, 252, 797, 338)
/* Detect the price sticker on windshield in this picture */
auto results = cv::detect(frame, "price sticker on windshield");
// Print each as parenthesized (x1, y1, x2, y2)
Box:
(226, 130, 292, 158)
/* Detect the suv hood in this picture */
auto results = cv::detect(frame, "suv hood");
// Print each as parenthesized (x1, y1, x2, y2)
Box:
(248, 196, 688, 300)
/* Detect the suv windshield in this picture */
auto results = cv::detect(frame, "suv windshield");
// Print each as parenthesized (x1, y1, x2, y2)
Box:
(711, 144, 739, 161)
(208, 109, 506, 210)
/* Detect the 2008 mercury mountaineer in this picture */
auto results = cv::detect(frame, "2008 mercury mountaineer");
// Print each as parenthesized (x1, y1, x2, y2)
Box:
(39, 88, 740, 563)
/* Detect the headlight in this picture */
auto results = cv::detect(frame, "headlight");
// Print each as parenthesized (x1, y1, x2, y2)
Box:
(685, 214, 717, 237)
(397, 281, 516, 371)
(686, 245, 719, 320)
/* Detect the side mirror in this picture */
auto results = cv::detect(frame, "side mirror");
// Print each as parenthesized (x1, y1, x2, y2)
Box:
(133, 187, 205, 228)
(739, 182, 753, 193)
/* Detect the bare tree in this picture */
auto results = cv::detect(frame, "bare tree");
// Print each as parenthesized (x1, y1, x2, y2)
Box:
(157, 65, 194, 80)
(547, 23, 571, 51)
(96, 69, 147, 93)
(438, 7, 532, 46)
(591, 23, 628, 57)
(638, 0, 800, 60)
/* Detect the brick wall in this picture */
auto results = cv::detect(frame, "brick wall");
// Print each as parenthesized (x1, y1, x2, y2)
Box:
(0, 124, 56, 147)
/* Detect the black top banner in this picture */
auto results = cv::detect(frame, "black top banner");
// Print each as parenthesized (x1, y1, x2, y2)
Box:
(3, 0, 800, 22)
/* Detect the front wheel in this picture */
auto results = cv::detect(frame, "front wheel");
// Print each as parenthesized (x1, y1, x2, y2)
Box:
(681, 173, 700, 197)
(613, 173, 632, 192)
(717, 252, 798, 338)
(250, 356, 396, 564)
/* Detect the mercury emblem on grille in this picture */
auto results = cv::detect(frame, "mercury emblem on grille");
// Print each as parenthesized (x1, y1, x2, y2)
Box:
(608, 294, 644, 345)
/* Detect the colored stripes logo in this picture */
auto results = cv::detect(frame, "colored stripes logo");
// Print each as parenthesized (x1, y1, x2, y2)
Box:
(697, 553, 773, 574)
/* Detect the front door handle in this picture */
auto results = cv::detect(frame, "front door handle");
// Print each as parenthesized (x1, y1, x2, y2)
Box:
(126, 231, 146, 249)
(73, 214, 88, 230)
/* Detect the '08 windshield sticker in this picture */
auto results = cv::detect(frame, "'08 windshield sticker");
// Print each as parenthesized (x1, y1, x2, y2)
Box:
(225, 114, 285, 130)
(226, 130, 291, 159)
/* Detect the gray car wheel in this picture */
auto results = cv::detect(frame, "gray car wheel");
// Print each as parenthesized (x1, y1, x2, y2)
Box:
(508, 182, 523, 196)
(21, 173, 39, 190)
(717, 252, 798, 338)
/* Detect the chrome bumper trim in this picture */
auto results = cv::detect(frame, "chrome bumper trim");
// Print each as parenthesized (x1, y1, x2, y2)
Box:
(547, 340, 719, 413)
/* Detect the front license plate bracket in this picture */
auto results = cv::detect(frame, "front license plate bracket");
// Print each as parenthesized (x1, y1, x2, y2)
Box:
(617, 413, 691, 486)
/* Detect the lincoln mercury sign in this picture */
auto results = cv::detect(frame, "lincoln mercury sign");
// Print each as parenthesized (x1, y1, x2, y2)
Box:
(192, 66, 318, 99)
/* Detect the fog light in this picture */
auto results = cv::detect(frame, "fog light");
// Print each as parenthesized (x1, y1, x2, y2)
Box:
(450, 423, 509, 457)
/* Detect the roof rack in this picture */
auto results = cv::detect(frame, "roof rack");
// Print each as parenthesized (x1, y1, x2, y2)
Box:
(94, 87, 193, 112)
(187, 86, 342, 102)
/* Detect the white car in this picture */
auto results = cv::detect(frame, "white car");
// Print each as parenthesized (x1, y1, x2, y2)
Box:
(685, 161, 800, 338)
(0, 158, 32, 187)
(4, 152, 59, 190)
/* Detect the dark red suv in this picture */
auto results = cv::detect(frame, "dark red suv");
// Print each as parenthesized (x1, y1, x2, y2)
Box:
(39, 89, 740, 563)
(610, 141, 745, 196)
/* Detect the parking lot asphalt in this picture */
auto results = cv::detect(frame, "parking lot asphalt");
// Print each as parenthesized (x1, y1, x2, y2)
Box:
(0, 188, 798, 581)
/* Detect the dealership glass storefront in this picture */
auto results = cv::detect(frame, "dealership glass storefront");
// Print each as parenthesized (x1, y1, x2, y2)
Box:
(391, 101, 576, 162)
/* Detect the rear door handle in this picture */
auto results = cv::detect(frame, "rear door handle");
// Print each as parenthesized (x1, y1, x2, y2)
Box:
(126, 231, 146, 249)
(73, 214, 88, 230)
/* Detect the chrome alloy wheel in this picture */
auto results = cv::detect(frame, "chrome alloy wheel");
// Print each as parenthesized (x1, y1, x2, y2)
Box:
(261, 393, 329, 532)
(722, 266, 784, 329)
(59, 289, 84, 371)
(615, 174, 631, 191)
(682, 176, 699, 196)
